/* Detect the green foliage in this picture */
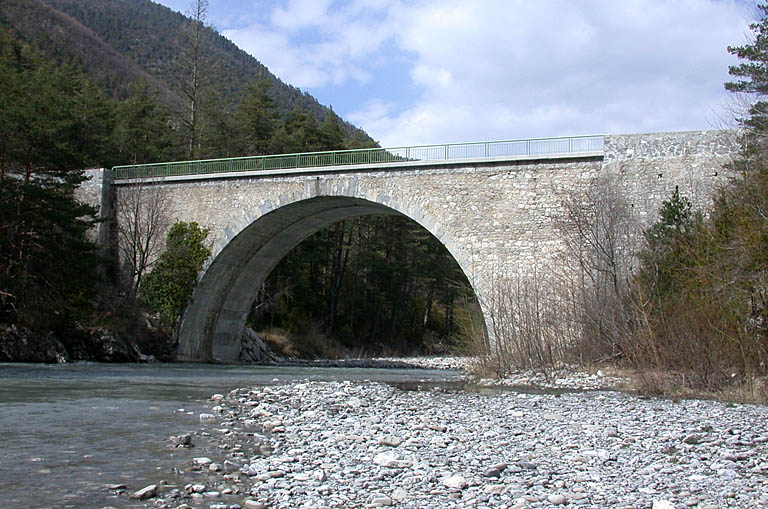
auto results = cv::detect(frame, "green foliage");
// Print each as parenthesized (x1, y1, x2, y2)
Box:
(112, 79, 181, 164)
(627, 4, 768, 386)
(234, 78, 278, 155)
(5, 0, 374, 149)
(0, 30, 107, 327)
(249, 216, 471, 355)
(140, 221, 211, 329)
(634, 179, 768, 385)
(638, 187, 700, 300)
(726, 4, 768, 132)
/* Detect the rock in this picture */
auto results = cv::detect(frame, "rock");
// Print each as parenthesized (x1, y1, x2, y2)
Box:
(443, 475, 467, 489)
(107, 483, 127, 490)
(174, 434, 192, 446)
(239, 327, 282, 363)
(683, 433, 704, 445)
(373, 451, 412, 468)
(143, 378, 768, 509)
(378, 435, 402, 447)
(130, 484, 157, 500)
(483, 462, 508, 477)
(0, 325, 68, 363)
(370, 494, 393, 506)
(652, 501, 676, 509)
(391, 488, 408, 502)
(199, 413, 216, 423)
(193, 457, 213, 466)
(223, 460, 239, 473)
(244, 499, 268, 509)
(547, 494, 566, 505)
(484, 484, 505, 494)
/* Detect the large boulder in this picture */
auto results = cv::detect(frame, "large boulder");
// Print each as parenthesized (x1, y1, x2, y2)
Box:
(0, 324, 68, 363)
(239, 327, 281, 363)
(87, 328, 142, 362)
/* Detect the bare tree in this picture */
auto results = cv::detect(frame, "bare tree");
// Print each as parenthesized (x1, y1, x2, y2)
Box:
(116, 183, 172, 296)
(554, 172, 640, 362)
(177, 0, 214, 158)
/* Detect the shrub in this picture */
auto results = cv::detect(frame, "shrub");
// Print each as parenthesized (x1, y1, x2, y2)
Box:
(140, 221, 210, 330)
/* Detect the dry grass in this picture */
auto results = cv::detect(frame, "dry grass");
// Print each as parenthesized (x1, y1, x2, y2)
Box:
(618, 366, 768, 404)
(260, 326, 350, 360)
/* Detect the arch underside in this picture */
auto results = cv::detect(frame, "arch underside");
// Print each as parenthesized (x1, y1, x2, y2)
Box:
(178, 196, 447, 361)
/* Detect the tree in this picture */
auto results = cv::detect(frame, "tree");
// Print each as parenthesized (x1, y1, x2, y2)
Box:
(234, 77, 278, 155)
(273, 106, 323, 153)
(554, 174, 640, 362)
(726, 4, 768, 133)
(0, 31, 108, 326)
(115, 183, 172, 297)
(636, 186, 698, 301)
(319, 110, 347, 151)
(140, 221, 211, 329)
(175, 0, 215, 159)
(113, 79, 180, 164)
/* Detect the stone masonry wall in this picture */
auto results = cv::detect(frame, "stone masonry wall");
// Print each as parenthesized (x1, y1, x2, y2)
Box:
(100, 130, 741, 360)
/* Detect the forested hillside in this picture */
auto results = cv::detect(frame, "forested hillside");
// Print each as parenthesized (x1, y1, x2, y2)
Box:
(0, 0, 373, 159)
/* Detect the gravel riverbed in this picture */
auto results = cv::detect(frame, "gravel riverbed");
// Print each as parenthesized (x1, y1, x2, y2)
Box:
(130, 373, 768, 509)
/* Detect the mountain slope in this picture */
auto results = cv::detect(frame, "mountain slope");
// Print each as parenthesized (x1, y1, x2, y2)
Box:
(0, 0, 371, 141)
(0, 0, 175, 103)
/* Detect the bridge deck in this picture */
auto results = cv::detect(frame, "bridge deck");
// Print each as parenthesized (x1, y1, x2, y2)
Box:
(111, 135, 604, 182)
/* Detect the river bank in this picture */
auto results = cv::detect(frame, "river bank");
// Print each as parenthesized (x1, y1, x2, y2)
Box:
(130, 374, 768, 509)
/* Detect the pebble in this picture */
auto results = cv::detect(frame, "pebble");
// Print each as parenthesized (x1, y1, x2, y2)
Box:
(547, 493, 566, 505)
(135, 373, 767, 509)
(443, 475, 467, 489)
(130, 484, 157, 500)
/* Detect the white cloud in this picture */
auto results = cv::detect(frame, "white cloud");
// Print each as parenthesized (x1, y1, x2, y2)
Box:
(213, 0, 752, 146)
(352, 0, 751, 145)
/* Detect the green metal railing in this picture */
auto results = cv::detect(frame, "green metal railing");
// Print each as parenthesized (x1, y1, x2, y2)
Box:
(112, 135, 604, 180)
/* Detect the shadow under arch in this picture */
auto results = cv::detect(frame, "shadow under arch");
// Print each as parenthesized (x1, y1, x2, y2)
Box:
(177, 195, 481, 361)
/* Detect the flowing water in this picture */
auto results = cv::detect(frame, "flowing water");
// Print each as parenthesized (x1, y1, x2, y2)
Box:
(0, 362, 459, 508)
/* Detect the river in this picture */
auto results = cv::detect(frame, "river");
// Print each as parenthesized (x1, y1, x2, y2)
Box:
(0, 362, 460, 508)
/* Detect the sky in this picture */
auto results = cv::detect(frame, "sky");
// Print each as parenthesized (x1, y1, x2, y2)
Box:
(154, 0, 756, 147)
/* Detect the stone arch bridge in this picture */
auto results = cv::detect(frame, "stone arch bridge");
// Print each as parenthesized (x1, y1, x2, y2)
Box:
(80, 130, 739, 361)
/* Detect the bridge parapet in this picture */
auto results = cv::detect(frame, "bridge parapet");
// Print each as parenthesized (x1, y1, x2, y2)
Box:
(111, 135, 604, 181)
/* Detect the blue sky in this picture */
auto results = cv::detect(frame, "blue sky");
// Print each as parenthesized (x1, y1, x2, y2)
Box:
(154, 0, 754, 147)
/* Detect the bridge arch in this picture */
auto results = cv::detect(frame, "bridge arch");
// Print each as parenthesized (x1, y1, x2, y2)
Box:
(176, 191, 480, 361)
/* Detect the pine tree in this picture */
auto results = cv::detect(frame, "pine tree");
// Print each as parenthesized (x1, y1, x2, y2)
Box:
(0, 31, 108, 326)
(234, 77, 278, 155)
(113, 79, 179, 164)
(726, 4, 768, 133)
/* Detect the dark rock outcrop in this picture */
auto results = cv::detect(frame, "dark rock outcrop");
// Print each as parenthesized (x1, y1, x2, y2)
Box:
(0, 325, 68, 363)
(239, 327, 282, 364)
(0, 321, 175, 363)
